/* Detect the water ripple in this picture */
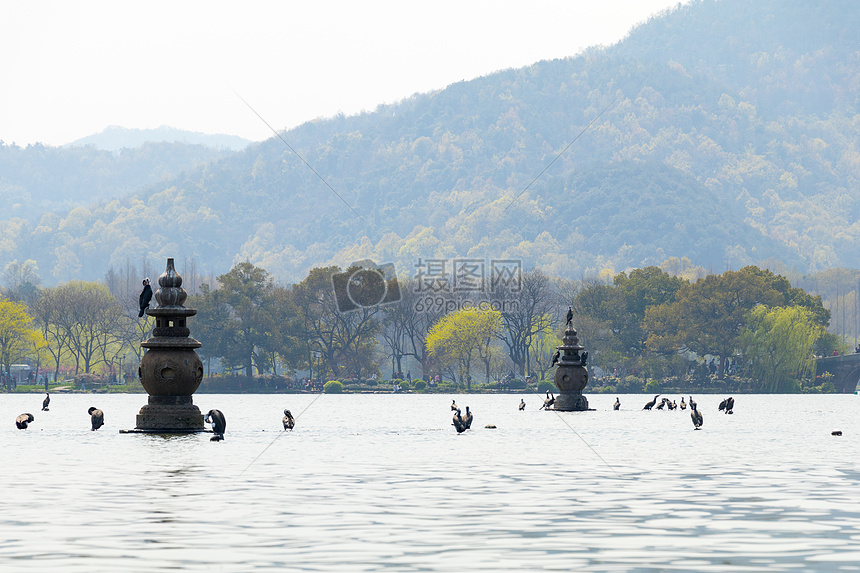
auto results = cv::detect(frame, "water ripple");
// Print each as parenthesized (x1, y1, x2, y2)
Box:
(1, 393, 859, 571)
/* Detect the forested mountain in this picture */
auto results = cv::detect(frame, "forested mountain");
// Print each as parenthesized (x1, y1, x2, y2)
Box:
(1, 0, 858, 284)
(66, 125, 253, 152)
(0, 141, 236, 219)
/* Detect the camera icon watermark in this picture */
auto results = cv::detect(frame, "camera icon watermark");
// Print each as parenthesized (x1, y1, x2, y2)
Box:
(332, 259, 402, 313)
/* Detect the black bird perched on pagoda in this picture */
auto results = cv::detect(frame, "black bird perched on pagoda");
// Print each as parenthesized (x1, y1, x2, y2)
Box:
(566, 306, 573, 326)
(519, 399, 526, 411)
(205, 409, 226, 441)
(690, 403, 703, 430)
(42, 393, 50, 411)
(550, 349, 560, 367)
(643, 395, 660, 410)
(138, 278, 153, 318)
(282, 409, 295, 430)
(16, 413, 34, 429)
(613, 397, 620, 410)
(88, 407, 104, 431)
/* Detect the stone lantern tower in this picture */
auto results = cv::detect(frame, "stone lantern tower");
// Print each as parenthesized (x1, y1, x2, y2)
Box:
(552, 322, 592, 411)
(133, 258, 205, 431)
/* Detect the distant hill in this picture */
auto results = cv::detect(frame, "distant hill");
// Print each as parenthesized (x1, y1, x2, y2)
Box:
(0, 140, 239, 218)
(0, 0, 858, 286)
(67, 125, 253, 152)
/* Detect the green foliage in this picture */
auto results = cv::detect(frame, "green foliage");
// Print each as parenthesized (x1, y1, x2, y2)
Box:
(426, 308, 503, 391)
(434, 380, 456, 392)
(324, 380, 344, 394)
(0, 297, 43, 374)
(617, 375, 645, 393)
(413, 380, 426, 391)
(293, 266, 381, 380)
(644, 379, 662, 393)
(1, 2, 859, 287)
(739, 305, 823, 392)
(537, 380, 557, 393)
(814, 332, 845, 357)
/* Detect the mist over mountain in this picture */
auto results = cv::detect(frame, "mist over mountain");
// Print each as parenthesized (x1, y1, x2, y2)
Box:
(0, 140, 237, 219)
(1, 0, 858, 285)
(66, 125, 254, 152)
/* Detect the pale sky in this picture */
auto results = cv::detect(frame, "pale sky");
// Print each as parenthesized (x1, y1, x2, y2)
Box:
(0, 0, 687, 147)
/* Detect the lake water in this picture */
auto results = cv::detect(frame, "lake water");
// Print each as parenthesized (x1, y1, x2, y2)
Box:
(1, 393, 859, 572)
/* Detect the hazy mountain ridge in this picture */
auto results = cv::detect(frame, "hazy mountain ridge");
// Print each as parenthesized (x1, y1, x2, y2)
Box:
(0, 140, 239, 220)
(67, 125, 254, 152)
(0, 0, 857, 284)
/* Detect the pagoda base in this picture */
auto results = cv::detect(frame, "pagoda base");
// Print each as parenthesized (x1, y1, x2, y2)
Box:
(552, 393, 594, 411)
(133, 395, 205, 431)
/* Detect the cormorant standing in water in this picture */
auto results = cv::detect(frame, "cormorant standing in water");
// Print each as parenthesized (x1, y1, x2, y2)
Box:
(452, 407, 467, 433)
(540, 391, 555, 410)
(724, 396, 734, 414)
(688, 396, 697, 411)
(138, 278, 153, 318)
(205, 409, 226, 441)
(656, 398, 667, 410)
(690, 403, 703, 430)
(519, 399, 526, 411)
(613, 397, 621, 410)
(282, 409, 295, 430)
(88, 407, 104, 431)
(643, 395, 660, 410)
(463, 406, 473, 429)
(42, 393, 50, 411)
(16, 413, 34, 429)
(451, 400, 458, 411)
(718, 398, 728, 411)
(679, 397, 687, 410)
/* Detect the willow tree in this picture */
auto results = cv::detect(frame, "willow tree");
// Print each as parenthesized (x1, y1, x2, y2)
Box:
(426, 308, 502, 389)
(739, 305, 824, 392)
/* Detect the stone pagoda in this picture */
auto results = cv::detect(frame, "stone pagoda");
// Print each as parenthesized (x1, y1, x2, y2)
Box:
(552, 322, 593, 411)
(132, 258, 205, 432)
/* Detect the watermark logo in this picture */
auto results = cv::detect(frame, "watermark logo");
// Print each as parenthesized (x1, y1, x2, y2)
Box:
(332, 259, 402, 312)
(413, 258, 522, 294)
(413, 258, 522, 314)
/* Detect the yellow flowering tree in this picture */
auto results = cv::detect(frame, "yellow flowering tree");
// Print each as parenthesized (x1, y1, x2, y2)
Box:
(426, 308, 502, 389)
(0, 297, 44, 380)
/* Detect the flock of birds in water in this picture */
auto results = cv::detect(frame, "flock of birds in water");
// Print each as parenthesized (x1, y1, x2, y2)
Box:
(14, 391, 738, 436)
(639, 393, 735, 430)
(446, 391, 735, 433)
